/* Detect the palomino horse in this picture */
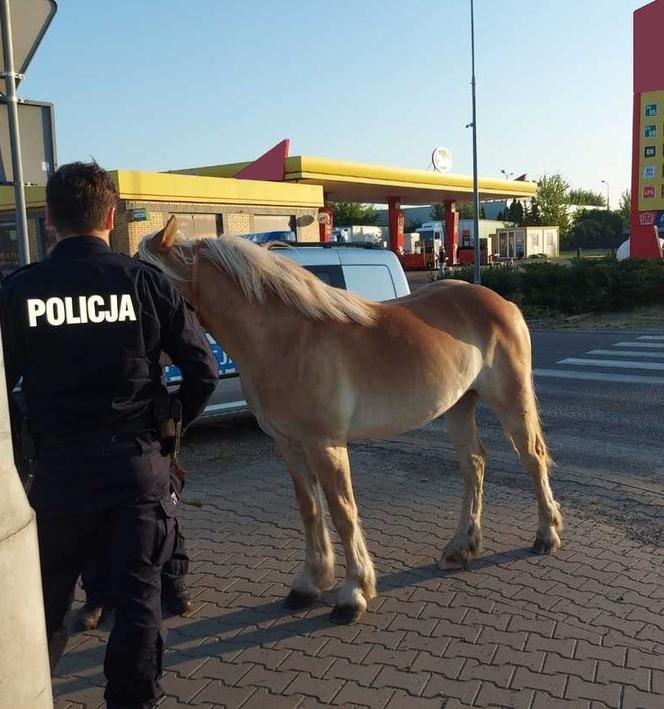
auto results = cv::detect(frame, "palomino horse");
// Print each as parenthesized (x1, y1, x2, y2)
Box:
(139, 217, 562, 624)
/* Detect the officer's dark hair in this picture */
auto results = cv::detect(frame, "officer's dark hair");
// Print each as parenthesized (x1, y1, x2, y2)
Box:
(46, 161, 118, 235)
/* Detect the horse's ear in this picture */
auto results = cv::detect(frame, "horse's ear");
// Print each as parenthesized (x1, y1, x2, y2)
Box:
(152, 215, 178, 252)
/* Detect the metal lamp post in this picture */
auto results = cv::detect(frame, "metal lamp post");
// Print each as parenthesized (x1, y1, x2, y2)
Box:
(501, 169, 513, 180)
(601, 180, 610, 211)
(470, 0, 480, 285)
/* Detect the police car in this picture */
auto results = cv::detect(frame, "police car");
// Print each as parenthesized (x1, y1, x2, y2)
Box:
(164, 243, 410, 423)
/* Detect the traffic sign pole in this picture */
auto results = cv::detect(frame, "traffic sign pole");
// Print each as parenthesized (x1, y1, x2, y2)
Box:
(0, 0, 30, 266)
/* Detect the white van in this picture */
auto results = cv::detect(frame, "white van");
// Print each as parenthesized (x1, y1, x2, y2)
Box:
(164, 244, 410, 422)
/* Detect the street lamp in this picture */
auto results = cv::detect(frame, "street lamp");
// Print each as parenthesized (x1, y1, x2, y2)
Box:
(601, 180, 610, 211)
(501, 169, 513, 180)
(469, 0, 480, 285)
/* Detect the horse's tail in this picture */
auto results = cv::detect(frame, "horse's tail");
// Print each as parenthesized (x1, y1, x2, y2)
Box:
(525, 378, 554, 471)
(509, 301, 555, 471)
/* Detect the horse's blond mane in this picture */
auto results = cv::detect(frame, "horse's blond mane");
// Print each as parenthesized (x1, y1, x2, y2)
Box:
(138, 235, 377, 327)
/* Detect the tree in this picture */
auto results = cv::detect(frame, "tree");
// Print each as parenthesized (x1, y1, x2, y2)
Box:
(506, 200, 525, 225)
(568, 188, 606, 207)
(430, 203, 444, 221)
(619, 190, 631, 227)
(405, 219, 422, 233)
(431, 201, 484, 221)
(526, 199, 542, 226)
(457, 202, 474, 219)
(537, 174, 571, 235)
(332, 202, 378, 226)
(568, 208, 624, 249)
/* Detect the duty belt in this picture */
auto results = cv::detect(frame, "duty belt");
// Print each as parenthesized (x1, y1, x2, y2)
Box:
(36, 414, 157, 449)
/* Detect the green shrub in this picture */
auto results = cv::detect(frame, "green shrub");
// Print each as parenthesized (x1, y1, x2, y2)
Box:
(444, 258, 664, 315)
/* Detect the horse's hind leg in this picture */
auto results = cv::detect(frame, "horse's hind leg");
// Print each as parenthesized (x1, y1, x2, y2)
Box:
(308, 442, 376, 625)
(441, 391, 487, 569)
(489, 383, 562, 554)
(276, 438, 335, 610)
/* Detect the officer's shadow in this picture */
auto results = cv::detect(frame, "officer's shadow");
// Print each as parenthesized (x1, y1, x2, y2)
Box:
(52, 546, 532, 699)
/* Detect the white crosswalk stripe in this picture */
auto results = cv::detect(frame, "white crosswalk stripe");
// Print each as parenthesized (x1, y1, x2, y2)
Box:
(614, 341, 664, 348)
(534, 369, 664, 385)
(587, 349, 664, 358)
(559, 358, 664, 371)
(535, 333, 664, 387)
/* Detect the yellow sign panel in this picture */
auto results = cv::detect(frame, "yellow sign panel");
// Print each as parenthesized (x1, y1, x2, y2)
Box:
(638, 90, 664, 211)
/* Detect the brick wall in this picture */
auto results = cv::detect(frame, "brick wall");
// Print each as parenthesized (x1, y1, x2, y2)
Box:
(223, 212, 252, 235)
(120, 206, 166, 255)
(296, 217, 319, 242)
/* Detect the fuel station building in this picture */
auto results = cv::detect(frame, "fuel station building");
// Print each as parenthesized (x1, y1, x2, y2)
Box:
(0, 139, 536, 270)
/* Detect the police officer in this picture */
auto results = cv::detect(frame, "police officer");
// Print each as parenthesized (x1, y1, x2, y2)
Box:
(0, 162, 218, 708)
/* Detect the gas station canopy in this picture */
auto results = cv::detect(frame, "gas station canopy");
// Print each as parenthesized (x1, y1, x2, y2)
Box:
(175, 155, 537, 205)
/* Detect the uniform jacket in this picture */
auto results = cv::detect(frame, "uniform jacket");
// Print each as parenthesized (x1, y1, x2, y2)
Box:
(0, 236, 218, 436)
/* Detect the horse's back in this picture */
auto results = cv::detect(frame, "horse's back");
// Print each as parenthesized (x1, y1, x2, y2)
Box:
(391, 279, 527, 346)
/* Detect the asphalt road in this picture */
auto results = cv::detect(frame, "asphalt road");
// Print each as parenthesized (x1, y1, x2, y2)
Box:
(531, 328, 664, 481)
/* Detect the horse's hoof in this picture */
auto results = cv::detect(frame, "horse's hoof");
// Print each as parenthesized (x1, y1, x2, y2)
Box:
(532, 533, 560, 555)
(284, 589, 318, 611)
(440, 548, 471, 570)
(329, 604, 363, 625)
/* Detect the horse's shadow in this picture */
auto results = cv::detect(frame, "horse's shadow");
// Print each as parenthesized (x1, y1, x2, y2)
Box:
(53, 545, 534, 697)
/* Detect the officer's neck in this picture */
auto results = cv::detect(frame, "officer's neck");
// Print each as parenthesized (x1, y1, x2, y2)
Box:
(56, 230, 110, 245)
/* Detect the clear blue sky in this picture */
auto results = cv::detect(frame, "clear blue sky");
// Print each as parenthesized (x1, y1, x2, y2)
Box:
(20, 0, 644, 205)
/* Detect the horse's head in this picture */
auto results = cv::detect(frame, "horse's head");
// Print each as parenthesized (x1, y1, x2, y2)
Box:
(138, 215, 201, 303)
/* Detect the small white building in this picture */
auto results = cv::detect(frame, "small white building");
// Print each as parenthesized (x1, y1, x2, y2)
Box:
(494, 226, 559, 259)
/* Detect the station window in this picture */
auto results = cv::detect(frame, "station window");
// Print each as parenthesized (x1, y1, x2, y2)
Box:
(515, 233, 525, 259)
(171, 214, 221, 239)
(0, 222, 19, 275)
(37, 218, 56, 259)
(253, 214, 295, 233)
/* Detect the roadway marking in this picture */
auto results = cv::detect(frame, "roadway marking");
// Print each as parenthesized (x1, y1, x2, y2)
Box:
(534, 369, 664, 385)
(637, 335, 664, 340)
(587, 349, 664, 358)
(614, 341, 664, 348)
(559, 358, 664, 371)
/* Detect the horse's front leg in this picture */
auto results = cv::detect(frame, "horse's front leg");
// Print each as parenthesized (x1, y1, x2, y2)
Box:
(309, 442, 376, 624)
(276, 438, 335, 610)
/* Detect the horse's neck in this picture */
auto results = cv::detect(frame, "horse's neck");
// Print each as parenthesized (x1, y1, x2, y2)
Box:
(196, 262, 295, 365)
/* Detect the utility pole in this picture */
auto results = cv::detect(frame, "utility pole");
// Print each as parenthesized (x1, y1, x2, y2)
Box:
(601, 179, 610, 211)
(470, 0, 480, 285)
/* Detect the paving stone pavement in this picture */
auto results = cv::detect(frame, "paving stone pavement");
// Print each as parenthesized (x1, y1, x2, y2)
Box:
(52, 425, 664, 709)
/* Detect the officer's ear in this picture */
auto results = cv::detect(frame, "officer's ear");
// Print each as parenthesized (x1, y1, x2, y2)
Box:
(153, 215, 178, 252)
(104, 206, 115, 231)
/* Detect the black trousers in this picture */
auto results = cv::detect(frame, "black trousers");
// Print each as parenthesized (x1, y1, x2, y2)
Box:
(82, 518, 189, 607)
(32, 436, 175, 709)
(81, 469, 189, 608)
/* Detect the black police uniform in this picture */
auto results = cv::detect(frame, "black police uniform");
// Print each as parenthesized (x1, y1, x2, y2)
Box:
(0, 236, 218, 709)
